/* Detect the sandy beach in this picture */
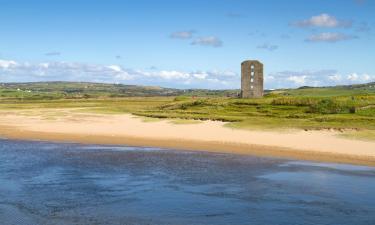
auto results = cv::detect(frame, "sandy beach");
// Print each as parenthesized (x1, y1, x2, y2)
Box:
(0, 108, 375, 166)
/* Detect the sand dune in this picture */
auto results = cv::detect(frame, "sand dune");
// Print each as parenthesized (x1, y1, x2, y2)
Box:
(0, 109, 374, 166)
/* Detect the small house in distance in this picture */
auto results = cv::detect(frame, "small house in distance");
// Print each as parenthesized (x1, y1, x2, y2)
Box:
(241, 60, 263, 98)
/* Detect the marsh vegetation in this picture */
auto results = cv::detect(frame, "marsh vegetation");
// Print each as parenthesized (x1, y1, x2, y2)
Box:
(1, 81, 375, 140)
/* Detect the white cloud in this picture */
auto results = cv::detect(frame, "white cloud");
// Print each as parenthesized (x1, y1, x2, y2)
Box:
(268, 70, 374, 89)
(207, 70, 237, 78)
(191, 36, 223, 47)
(264, 75, 275, 81)
(107, 65, 122, 72)
(347, 73, 373, 82)
(0, 60, 133, 82)
(39, 63, 49, 69)
(0, 60, 17, 69)
(328, 74, 342, 81)
(1, 59, 373, 90)
(287, 75, 307, 85)
(191, 72, 208, 80)
(306, 32, 357, 43)
(0, 59, 239, 89)
(158, 70, 190, 80)
(170, 31, 194, 39)
(347, 73, 359, 81)
(292, 14, 351, 28)
(363, 74, 372, 81)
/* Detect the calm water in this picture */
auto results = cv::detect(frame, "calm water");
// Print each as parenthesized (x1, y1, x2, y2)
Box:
(0, 139, 375, 225)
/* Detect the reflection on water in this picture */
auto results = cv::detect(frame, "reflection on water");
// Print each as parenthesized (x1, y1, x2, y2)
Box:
(0, 139, 374, 225)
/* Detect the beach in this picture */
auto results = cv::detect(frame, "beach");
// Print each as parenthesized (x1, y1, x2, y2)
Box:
(0, 108, 375, 166)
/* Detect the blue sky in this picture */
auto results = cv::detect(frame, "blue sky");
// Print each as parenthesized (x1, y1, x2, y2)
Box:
(0, 0, 374, 89)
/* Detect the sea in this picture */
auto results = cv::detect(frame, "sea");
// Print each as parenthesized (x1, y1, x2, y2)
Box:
(0, 139, 375, 225)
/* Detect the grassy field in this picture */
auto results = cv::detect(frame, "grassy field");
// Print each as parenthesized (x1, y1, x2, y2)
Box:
(1, 81, 375, 140)
(0, 81, 237, 100)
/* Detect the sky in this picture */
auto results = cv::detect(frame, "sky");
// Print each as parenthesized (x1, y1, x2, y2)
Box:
(0, 0, 374, 89)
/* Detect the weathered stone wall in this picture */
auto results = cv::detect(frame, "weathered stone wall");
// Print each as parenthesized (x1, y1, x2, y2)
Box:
(241, 60, 263, 98)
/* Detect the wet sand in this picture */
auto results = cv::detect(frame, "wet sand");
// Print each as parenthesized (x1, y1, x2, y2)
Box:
(0, 108, 375, 166)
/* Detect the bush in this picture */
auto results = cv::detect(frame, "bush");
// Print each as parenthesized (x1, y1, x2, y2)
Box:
(271, 97, 318, 106)
(307, 99, 355, 114)
(231, 100, 259, 106)
(174, 96, 190, 101)
(180, 99, 207, 109)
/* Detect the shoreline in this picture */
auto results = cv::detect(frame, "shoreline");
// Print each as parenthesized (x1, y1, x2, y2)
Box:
(1, 127, 375, 167)
(1, 109, 375, 166)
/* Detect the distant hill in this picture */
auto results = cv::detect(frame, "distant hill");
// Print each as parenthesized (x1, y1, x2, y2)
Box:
(278, 82, 375, 97)
(0, 82, 182, 98)
(0, 81, 374, 100)
(0, 81, 238, 100)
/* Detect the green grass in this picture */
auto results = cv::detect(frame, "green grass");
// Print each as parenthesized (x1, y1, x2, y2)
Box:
(339, 130, 375, 141)
(141, 117, 164, 123)
(1, 81, 375, 140)
(169, 119, 203, 125)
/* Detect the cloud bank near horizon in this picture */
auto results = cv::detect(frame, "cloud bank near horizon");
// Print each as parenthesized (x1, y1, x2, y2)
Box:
(0, 59, 373, 90)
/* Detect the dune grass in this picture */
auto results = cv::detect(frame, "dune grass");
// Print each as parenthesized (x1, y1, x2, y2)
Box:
(1, 82, 375, 140)
(169, 119, 203, 125)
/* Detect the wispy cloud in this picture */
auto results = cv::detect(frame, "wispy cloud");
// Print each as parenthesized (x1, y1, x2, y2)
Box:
(45, 51, 61, 56)
(267, 70, 336, 88)
(2, 59, 373, 89)
(0, 59, 237, 89)
(305, 32, 357, 43)
(170, 30, 195, 39)
(0, 59, 17, 69)
(291, 13, 352, 28)
(347, 73, 373, 82)
(287, 75, 308, 86)
(257, 43, 279, 51)
(267, 70, 374, 89)
(191, 36, 223, 47)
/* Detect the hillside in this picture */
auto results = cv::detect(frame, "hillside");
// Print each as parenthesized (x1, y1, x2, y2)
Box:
(0, 81, 238, 100)
(280, 82, 375, 97)
(1, 81, 375, 101)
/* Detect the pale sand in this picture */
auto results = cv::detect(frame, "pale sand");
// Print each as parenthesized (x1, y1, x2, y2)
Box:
(0, 109, 375, 166)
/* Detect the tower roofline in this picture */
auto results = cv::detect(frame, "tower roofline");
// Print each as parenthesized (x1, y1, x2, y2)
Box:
(241, 60, 263, 65)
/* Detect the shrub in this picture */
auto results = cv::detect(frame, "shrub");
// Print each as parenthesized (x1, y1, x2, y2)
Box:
(180, 99, 207, 109)
(271, 97, 318, 106)
(231, 100, 259, 106)
(307, 99, 355, 114)
(174, 96, 190, 101)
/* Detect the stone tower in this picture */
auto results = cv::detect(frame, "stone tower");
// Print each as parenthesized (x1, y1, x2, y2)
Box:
(241, 60, 263, 98)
